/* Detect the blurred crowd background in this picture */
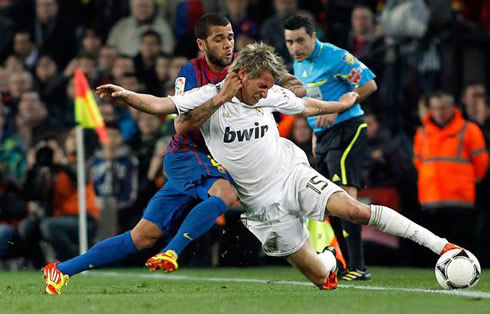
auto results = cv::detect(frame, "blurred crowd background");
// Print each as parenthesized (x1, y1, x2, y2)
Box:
(0, 0, 489, 270)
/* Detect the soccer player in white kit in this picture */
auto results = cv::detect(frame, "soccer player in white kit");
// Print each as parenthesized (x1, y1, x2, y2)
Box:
(97, 43, 462, 290)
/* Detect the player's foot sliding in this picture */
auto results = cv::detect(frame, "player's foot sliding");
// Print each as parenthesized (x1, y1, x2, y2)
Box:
(42, 262, 69, 295)
(145, 250, 179, 272)
(319, 247, 338, 290)
(440, 243, 464, 255)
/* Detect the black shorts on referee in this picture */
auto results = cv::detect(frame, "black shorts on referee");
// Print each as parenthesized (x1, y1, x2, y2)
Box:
(315, 116, 367, 189)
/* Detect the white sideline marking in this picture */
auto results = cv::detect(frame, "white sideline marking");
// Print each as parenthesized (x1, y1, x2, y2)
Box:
(88, 271, 490, 299)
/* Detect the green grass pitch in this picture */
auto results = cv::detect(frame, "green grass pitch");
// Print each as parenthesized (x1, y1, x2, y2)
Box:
(1, 267, 489, 314)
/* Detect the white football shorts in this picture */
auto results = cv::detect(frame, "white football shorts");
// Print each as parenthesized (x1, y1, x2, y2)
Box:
(240, 163, 343, 257)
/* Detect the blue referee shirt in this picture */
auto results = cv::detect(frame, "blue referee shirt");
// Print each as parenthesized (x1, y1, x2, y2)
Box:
(292, 39, 376, 133)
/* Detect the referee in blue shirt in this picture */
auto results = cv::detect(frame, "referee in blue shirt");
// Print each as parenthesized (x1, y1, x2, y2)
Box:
(284, 15, 377, 281)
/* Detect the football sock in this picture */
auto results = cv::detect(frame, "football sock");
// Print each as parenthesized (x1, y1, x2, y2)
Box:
(318, 249, 337, 274)
(340, 219, 366, 270)
(57, 231, 138, 276)
(369, 205, 448, 254)
(163, 196, 227, 256)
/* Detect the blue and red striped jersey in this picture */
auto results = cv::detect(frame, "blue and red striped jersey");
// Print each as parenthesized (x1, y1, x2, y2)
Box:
(168, 56, 228, 154)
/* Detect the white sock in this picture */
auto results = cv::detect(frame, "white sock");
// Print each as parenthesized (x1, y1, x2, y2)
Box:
(368, 204, 448, 254)
(318, 250, 336, 273)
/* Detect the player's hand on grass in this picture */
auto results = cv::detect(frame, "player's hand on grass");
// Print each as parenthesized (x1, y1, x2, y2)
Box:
(218, 73, 242, 103)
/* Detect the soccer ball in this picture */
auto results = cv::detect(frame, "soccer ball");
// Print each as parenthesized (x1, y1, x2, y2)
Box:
(435, 249, 481, 290)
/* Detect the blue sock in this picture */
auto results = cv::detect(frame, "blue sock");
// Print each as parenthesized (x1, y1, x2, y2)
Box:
(57, 231, 138, 276)
(164, 196, 227, 256)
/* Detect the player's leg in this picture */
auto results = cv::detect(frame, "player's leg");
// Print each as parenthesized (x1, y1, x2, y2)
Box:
(55, 181, 192, 278)
(285, 240, 338, 289)
(53, 219, 159, 278)
(42, 218, 153, 295)
(161, 178, 236, 256)
(337, 185, 370, 280)
(150, 154, 236, 270)
(325, 191, 451, 255)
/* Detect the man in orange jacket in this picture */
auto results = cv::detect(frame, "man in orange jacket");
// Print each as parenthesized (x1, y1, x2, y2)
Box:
(414, 91, 488, 249)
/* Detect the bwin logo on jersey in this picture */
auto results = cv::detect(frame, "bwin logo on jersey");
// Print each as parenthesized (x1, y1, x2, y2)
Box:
(223, 122, 269, 143)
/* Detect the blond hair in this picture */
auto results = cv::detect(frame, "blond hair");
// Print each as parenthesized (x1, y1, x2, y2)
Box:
(228, 42, 287, 80)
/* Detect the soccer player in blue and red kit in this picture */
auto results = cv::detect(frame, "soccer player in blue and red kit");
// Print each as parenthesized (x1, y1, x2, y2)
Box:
(42, 14, 305, 294)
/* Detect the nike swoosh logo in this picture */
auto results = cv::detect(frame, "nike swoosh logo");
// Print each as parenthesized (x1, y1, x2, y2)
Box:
(183, 233, 193, 241)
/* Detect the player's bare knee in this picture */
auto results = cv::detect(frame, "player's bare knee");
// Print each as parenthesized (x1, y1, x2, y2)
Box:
(208, 179, 237, 208)
(131, 219, 163, 250)
(131, 230, 159, 250)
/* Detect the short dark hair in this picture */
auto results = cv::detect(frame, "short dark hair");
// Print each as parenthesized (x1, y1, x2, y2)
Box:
(141, 30, 161, 45)
(15, 31, 34, 42)
(77, 52, 97, 62)
(429, 91, 454, 105)
(284, 15, 315, 36)
(194, 13, 230, 40)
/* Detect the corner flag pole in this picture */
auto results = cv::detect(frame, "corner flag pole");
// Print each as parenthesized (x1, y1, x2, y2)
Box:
(76, 126, 88, 254)
(74, 68, 108, 255)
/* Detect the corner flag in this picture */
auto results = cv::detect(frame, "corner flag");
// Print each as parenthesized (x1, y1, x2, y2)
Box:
(74, 69, 108, 143)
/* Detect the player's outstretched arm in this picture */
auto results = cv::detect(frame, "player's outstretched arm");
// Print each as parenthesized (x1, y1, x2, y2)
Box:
(96, 84, 178, 115)
(175, 73, 242, 134)
(278, 74, 307, 97)
(298, 92, 359, 117)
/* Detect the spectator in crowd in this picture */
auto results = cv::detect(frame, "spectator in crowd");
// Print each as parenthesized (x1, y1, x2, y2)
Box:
(14, 90, 57, 148)
(167, 55, 189, 84)
(29, 0, 77, 68)
(33, 54, 66, 117)
(18, 132, 99, 265)
(0, 99, 26, 184)
(225, 0, 258, 51)
(4, 55, 24, 74)
(154, 54, 170, 95)
(260, 0, 297, 61)
(96, 46, 117, 84)
(88, 123, 139, 232)
(5, 71, 33, 110)
(98, 98, 119, 124)
(461, 82, 486, 124)
(133, 30, 162, 95)
(414, 91, 489, 250)
(111, 56, 135, 83)
(80, 26, 103, 58)
(13, 31, 38, 71)
(107, 0, 175, 57)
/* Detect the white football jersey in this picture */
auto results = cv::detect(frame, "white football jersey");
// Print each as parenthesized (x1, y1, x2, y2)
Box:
(170, 84, 308, 209)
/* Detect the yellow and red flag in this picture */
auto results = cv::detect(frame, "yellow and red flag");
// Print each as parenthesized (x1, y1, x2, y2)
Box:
(74, 69, 108, 143)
